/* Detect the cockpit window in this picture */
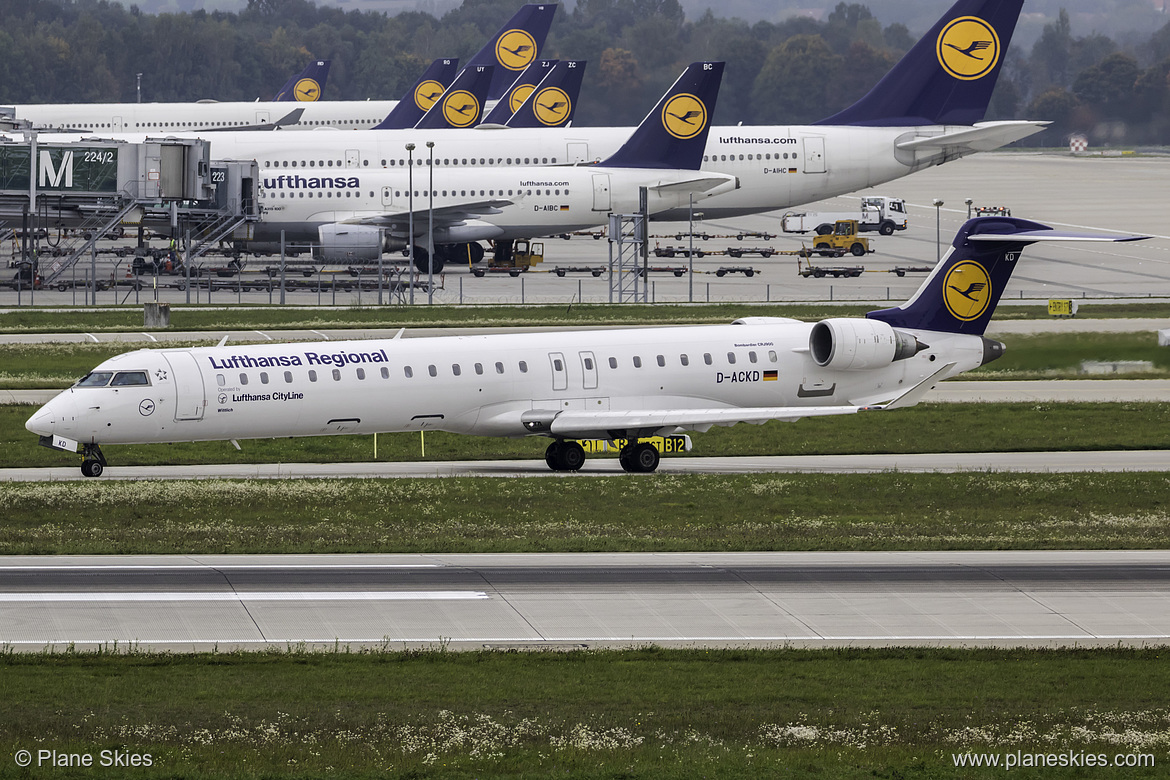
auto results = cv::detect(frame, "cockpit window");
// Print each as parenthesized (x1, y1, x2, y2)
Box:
(111, 371, 150, 386)
(76, 371, 114, 387)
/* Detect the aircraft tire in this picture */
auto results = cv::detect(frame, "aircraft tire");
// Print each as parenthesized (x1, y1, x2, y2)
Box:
(412, 247, 444, 275)
(560, 441, 586, 471)
(620, 442, 660, 473)
(81, 460, 103, 478)
(545, 440, 562, 470)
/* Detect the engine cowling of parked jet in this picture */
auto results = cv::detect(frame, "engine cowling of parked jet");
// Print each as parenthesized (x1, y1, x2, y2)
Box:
(316, 223, 383, 262)
(809, 318, 923, 371)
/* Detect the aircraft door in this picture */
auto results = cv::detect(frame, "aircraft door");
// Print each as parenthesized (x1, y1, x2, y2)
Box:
(567, 142, 589, 163)
(163, 352, 207, 421)
(591, 175, 611, 212)
(803, 137, 826, 174)
(346, 149, 360, 168)
(579, 351, 598, 390)
(382, 186, 394, 207)
(549, 352, 568, 391)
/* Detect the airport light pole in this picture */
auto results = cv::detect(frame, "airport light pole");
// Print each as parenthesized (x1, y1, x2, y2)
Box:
(406, 143, 415, 305)
(688, 193, 694, 303)
(933, 198, 944, 262)
(426, 141, 435, 305)
(965, 197, 973, 220)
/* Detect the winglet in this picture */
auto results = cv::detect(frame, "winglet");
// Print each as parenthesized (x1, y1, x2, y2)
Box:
(464, 3, 558, 102)
(414, 65, 494, 129)
(373, 59, 460, 130)
(597, 61, 724, 170)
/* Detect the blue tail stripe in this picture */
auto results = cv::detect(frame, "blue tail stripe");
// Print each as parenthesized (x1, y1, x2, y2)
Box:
(273, 60, 330, 102)
(465, 3, 558, 102)
(506, 60, 587, 129)
(814, 0, 1022, 126)
(374, 58, 460, 130)
(598, 61, 724, 170)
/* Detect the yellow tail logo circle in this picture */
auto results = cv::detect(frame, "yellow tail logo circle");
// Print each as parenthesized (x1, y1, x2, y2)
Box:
(661, 94, 707, 140)
(936, 16, 1000, 80)
(533, 87, 571, 126)
(414, 80, 445, 111)
(943, 261, 992, 321)
(441, 91, 480, 127)
(508, 83, 536, 115)
(496, 30, 537, 71)
(293, 78, 321, 102)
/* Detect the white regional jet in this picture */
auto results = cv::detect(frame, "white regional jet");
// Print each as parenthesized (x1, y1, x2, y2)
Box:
(26, 218, 1146, 476)
(296, 62, 736, 265)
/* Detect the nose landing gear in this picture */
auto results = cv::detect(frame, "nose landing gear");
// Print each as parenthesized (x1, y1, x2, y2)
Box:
(81, 443, 107, 478)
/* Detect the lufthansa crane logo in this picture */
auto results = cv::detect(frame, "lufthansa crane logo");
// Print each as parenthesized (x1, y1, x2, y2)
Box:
(936, 16, 1000, 80)
(509, 83, 537, 115)
(496, 29, 538, 71)
(293, 78, 322, 101)
(533, 86, 571, 126)
(943, 261, 992, 321)
(661, 93, 707, 140)
(441, 90, 480, 127)
(414, 80, 445, 111)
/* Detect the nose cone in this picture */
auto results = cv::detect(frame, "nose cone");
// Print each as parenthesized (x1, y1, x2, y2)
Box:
(25, 392, 74, 437)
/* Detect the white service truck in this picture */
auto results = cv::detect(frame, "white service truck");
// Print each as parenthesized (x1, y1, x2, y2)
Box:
(781, 196, 908, 236)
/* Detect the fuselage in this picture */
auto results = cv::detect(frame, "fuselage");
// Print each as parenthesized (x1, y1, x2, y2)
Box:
(26, 321, 985, 447)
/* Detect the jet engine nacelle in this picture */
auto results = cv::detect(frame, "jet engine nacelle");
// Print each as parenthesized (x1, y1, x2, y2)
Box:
(316, 223, 382, 262)
(809, 318, 921, 371)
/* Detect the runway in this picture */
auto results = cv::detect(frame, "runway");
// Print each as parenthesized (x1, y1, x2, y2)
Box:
(2, 551, 1168, 651)
(2, 449, 1169, 482)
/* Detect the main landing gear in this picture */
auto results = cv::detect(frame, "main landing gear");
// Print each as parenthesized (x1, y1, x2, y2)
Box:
(543, 439, 662, 473)
(81, 443, 107, 478)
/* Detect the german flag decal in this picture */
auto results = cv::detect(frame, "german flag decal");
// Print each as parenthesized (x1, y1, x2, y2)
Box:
(763, 370, 778, 381)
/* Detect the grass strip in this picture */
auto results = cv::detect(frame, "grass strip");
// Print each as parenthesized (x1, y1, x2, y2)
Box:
(1, 647, 1166, 778)
(5, 403, 1169, 470)
(1, 472, 1166, 554)
(1, 301, 1167, 334)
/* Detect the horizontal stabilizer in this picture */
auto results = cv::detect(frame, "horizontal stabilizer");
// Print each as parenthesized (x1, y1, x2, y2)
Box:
(895, 121, 1048, 152)
(968, 230, 1150, 243)
(645, 175, 738, 195)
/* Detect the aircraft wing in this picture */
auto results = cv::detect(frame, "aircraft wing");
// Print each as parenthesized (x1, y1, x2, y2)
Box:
(343, 200, 513, 232)
(895, 121, 1049, 153)
(204, 108, 304, 132)
(645, 174, 739, 196)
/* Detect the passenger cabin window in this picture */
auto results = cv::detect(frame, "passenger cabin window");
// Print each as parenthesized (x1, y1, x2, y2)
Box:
(633, 356, 642, 368)
(608, 357, 618, 369)
(769, 350, 778, 362)
(284, 371, 293, 383)
(356, 368, 366, 380)
(428, 365, 437, 377)
(495, 362, 504, 374)
(404, 366, 414, 378)
(680, 354, 689, 366)
(727, 353, 737, 365)
(583, 357, 594, 370)
(260, 372, 269, 384)
(553, 359, 563, 372)
(332, 369, 341, 381)
(704, 353, 713, 365)
(77, 371, 114, 387)
(749, 351, 758, 363)
(452, 364, 461, 376)
(217, 374, 226, 387)
(309, 370, 318, 382)
(381, 367, 390, 379)
(519, 361, 528, 373)
(656, 355, 665, 367)
(475, 363, 484, 375)
(239, 373, 249, 385)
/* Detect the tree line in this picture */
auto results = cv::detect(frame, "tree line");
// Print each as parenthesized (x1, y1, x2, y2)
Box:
(2, 0, 1169, 145)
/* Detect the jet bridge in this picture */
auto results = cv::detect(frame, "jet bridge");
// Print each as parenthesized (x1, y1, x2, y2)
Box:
(0, 134, 258, 283)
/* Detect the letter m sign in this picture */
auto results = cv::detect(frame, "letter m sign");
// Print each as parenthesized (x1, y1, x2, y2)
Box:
(39, 150, 73, 188)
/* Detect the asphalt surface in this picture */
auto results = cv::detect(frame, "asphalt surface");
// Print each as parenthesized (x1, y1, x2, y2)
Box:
(3, 551, 1167, 650)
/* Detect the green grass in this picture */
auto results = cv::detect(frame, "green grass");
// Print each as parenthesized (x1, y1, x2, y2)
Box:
(0, 647, 1166, 778)
(1, 300, 1168, 334)
(5, 402, 1169, 470)
(1, 472, 1166, 554)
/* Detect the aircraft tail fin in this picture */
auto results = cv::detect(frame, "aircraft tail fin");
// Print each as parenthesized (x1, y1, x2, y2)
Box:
(273, 60, 330, 102)
(505, 60, 586, 128)
(814, 0, 1022, 126)
(465, 3, 558, 102)
(482, 59, 557, 125)
(373, 58, 460, 130)
(414, 65, 493, 129)
(867, 217, 1148, 335)
(597, 61, 724, 170)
